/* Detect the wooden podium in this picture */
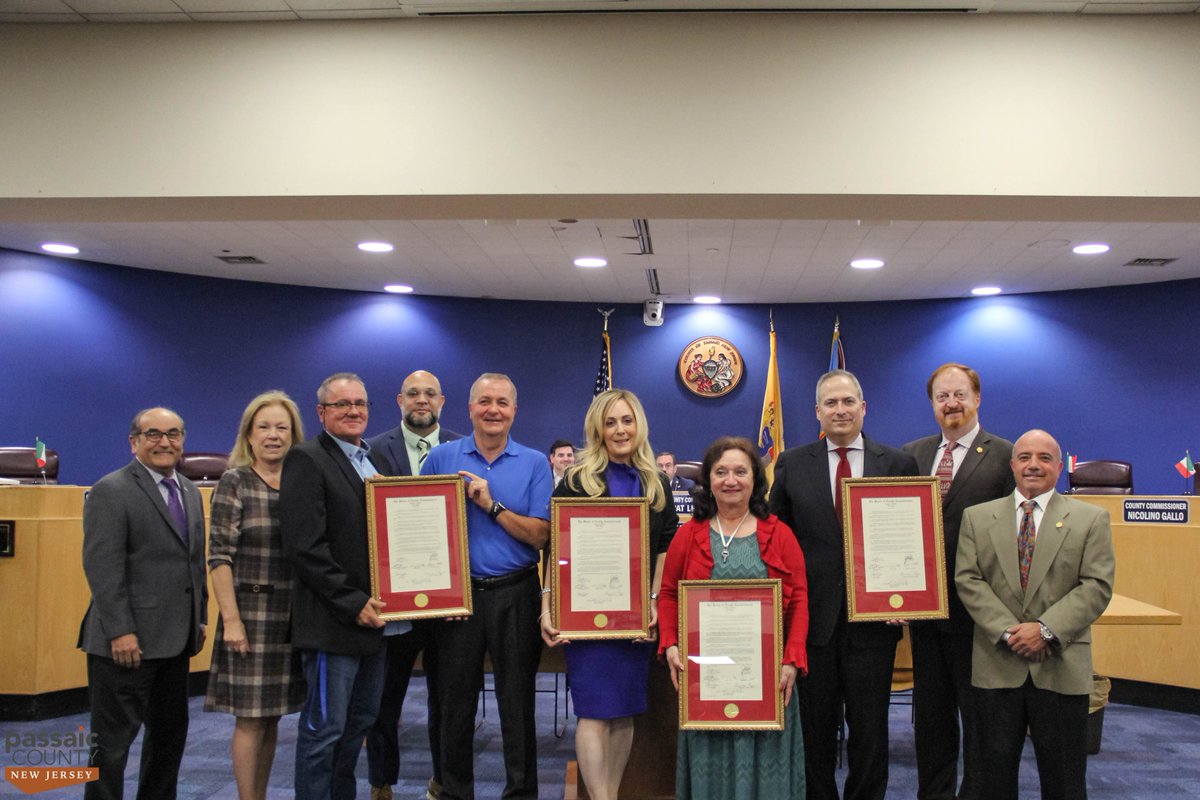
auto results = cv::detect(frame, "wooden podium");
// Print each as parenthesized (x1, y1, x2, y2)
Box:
(0, 485, 218, 703)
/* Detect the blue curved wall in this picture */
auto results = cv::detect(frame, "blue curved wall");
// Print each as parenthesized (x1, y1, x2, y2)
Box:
(2, 247, 1194, 494)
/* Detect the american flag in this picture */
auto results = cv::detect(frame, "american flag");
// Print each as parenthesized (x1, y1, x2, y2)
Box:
(593, 330, 612, 396)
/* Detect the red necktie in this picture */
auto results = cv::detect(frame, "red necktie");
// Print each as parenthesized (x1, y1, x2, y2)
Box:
(1018, 500, 1037, 590)
(835, 446, 851, 527)
(936, 440, 957, 498)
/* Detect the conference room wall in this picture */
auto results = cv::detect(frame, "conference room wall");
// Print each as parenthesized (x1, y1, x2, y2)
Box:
(2, 245, 1195, 494)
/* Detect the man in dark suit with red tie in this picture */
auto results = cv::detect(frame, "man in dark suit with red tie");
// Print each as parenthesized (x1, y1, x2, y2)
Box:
(365, 369, 462, 800)
(904, 364, 1014, 800)
(78, 407, 208, 800)
(769, 369, 919, 800)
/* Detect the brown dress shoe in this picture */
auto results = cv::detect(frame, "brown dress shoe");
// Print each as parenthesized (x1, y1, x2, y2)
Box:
(370, 786, 393, 800)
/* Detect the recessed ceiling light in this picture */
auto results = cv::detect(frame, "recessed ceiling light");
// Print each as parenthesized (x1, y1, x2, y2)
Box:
(971, 286, 1002, 296)
(693, 295, 722, 304)
(41, 243, 79, 255)
(574, 257, 607, 268)
(358, 241, 394, 253)
(1072, 243, 1110, 255)
(383, 284, 413, 294)
(850, 258, 884, 270)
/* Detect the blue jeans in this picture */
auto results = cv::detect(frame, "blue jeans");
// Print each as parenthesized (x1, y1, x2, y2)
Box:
(295, 647, 387, 800)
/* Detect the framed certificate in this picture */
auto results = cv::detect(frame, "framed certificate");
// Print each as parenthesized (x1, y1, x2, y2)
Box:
(678, 579, 783, 731)
(366, 475, 472, 620)
(550, 497, 650, 639)
(841, 476, 949, 622)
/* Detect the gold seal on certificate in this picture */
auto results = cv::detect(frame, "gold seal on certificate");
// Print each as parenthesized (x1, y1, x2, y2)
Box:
(593, 613, 608, 628)
(889, 594, 904, 609)
(724, 703, 740, 719)
(414, 593, 429, 608)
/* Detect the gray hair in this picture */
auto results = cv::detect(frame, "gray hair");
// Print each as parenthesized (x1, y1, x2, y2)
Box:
(469, 372, 517, 404)
(317, 372, 365, 403)
(815, 369, 863, 403)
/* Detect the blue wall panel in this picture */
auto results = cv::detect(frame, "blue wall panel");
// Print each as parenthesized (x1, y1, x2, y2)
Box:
(2, 247, 1195, 495)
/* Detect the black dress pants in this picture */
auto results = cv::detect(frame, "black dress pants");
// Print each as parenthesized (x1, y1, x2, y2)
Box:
(84, 651, 189, 800)
(975, 676, 1089, 800)
(911, 624, 980, 799)
(366, 621, 441, 788)
(801, 627, 897, 800)
(432, 568, 542, 800)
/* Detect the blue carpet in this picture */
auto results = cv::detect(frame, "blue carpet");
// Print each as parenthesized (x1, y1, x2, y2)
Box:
(2, 678, 1198, 798)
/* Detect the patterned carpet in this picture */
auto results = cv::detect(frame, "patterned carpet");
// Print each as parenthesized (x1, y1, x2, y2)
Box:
(2, 676, 1199, 799)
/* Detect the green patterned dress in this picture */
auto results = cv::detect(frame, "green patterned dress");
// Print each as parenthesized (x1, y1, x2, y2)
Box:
(675, 530, 806, 799)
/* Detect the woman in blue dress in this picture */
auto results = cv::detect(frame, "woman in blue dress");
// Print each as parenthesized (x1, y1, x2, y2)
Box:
(540, 389, 680, 800)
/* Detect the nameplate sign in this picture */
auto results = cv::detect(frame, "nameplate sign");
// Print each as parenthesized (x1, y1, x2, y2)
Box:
(673, 490, 694, 517)
(1122, 499, 1189, 524)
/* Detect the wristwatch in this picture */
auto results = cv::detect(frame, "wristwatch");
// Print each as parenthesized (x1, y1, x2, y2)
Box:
(1038, 622, 1055, 642)
(488, 500, 507, 521)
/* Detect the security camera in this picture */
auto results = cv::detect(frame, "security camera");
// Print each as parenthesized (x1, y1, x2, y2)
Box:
(643, 298, 664, 327)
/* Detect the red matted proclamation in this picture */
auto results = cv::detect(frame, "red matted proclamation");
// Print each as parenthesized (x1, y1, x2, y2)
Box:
(678, 579, 783, 730)
(366, 475, 472, 620)
(841, 476, 949, 622)
(551, 497, 650, 639)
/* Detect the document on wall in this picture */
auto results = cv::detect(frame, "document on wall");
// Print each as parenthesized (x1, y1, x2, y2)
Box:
(386, 495, 452, 593)
(861, 496, 926, 593)
(697, 600, 763, 702)
(569, 517, 631, 612)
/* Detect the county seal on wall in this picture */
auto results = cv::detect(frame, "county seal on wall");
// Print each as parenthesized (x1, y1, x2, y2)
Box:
(678, 337, 745, 398)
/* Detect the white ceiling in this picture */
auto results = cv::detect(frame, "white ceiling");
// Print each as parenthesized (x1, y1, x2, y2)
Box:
(3, 1, 1198, 303)
(3, 216, 1199, 303)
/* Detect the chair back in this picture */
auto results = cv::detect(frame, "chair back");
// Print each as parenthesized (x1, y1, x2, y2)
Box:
(176, 452, 230, 487)
(675, 460, 703, 484)
(0, 446, 60, 484)
(1068, 460, 1134, 495)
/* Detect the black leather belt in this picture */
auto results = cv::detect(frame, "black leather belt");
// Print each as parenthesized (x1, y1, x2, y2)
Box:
(238, 583, 275, 594)
(471, 564, 537, 591)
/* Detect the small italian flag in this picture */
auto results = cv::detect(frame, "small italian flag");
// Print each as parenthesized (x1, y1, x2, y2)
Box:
(1067, 453, 1078, 473)
(34, 437, 47, 468)
(1175, 451, 1196, 479)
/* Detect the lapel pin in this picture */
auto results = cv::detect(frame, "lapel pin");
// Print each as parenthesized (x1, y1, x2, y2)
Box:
(976, 446, 984, 453)
(1056, 521, 1064, 528)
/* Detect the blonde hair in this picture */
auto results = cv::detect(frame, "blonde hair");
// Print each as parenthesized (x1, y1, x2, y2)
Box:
(228, 390, 305, 469)
(564, 389, 666, 511)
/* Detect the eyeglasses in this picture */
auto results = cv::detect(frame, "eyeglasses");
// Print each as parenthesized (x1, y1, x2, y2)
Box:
(137, 428, 185, 443)
(934, 390, 972, 403)
(320, 400, 372, 411)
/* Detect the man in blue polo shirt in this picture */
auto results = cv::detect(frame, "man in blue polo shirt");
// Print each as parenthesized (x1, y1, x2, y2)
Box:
(421, 372, 552, 800)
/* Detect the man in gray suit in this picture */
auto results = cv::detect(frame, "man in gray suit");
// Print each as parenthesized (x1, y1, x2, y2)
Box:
(366, 369, 462, 800)
(956, 429, 1114, 800)
(78, 407, 208, 800)
(904, 363, 1014, 800)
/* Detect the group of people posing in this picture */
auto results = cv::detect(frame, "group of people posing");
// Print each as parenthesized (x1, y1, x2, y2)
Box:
(77, 362, 1113, 800)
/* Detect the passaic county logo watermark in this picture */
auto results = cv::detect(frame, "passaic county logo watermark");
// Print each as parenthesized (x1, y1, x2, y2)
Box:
(3, 725, 98, 794)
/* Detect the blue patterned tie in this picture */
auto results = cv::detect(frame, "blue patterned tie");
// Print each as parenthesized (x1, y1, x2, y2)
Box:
(163, 477, 189, 544)
(1018, 500, 1036, 590)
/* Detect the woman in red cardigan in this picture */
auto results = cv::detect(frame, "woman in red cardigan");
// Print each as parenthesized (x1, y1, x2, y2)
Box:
(659, 435, 809, 799)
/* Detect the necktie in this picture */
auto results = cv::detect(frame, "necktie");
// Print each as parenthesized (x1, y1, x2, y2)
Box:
(834, 447, 852, 527)
(417, 438, 431, 467)
(162, 477, 189, 544)
(1018, 499, 1037, 590)
(936, 440, 957, 498)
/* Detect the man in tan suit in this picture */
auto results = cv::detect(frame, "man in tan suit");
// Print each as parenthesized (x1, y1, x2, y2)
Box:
(955, 429, 1114, 800)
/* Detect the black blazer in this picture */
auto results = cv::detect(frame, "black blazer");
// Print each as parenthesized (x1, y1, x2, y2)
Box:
(366, 425, 463, 477)
(769, 434, 919, 648)
(279, 431, 398, 656)
(554, 470, 679, 582)
(903, 427, 1015, 632)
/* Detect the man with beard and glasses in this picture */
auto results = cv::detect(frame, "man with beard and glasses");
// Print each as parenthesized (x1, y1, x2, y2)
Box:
(904, 364, 1014, 800)
(366, 370, 462, 800)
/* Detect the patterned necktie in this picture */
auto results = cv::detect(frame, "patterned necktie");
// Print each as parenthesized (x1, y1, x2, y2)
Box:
(936, 440, 957, 498)
(162, 477, 188, 544)
(834, 447, 852, 527)
(1018, 499, 1037, 590)
(417, 438, 431, 467)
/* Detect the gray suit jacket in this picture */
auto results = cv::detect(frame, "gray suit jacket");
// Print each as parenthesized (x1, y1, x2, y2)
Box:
(904, 428, 1015, 632)
(955, 491, 1114, 695)
(78, 460, 208, 659)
